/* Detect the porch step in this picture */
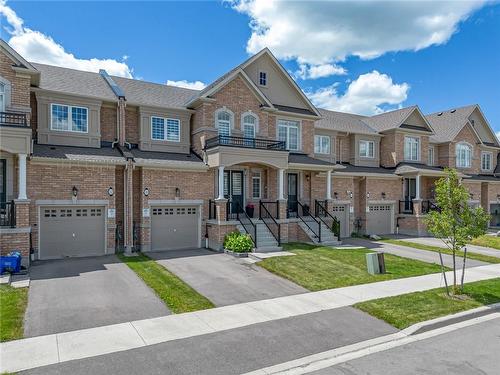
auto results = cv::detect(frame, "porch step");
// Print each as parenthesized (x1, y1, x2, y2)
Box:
(298, 221, 342, 246)
(236, 223, 281, 251)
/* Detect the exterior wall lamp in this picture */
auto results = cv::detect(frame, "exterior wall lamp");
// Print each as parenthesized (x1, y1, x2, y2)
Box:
(381, 192, 386, 199)
(144, 188, 150, 197)
(175, 187, 181, 198)
(347, 191, 353, 199)
(107, 187, 114, 196)
(469, 193, 474, 199)
(334, 192, 338, 199)
(72, 186, 79, 197)
(366, 192, 370, 199)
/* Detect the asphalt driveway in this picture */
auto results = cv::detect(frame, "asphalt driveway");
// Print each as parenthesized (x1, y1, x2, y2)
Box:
(24, 255, 170, 337)
(148, 249, 307, 306)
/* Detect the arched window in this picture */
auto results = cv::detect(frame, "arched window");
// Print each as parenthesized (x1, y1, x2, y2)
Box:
(216, 110, 232, 137)
(242, 113, 257, 139)
(456, 143, 472, 168)
(0, 82, 5, 112)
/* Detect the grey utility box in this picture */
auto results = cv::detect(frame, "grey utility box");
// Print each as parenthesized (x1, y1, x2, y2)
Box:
(366, 253, 380, 275)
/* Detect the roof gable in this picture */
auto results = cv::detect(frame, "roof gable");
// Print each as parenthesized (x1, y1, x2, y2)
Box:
(362, 105, 432, 133)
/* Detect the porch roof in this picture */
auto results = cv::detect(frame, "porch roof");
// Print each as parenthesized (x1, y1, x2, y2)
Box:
(463, 174, 500, 182)
(288, 153, 342, 171)
(334, 163, 397, 177)
(32, 143, 125, 165)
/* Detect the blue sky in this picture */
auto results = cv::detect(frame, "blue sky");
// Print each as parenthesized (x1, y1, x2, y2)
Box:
(1, 1, 499, 132)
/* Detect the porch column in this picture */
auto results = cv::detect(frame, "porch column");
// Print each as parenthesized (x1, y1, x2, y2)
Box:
(326, 170, 332, 200)
(278, 169, 285, 200)
(217, 166, 225, 200)
(415, 174, 421, 200)
(17, 153, 27, 200)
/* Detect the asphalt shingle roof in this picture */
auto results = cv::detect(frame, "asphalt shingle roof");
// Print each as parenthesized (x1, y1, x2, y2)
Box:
(360, 106, 417, 132)
(288, 153, 336, 166)
(32, 143, 124, 163)
(316, 109, 378, 135)
(425, 105, 477, 143)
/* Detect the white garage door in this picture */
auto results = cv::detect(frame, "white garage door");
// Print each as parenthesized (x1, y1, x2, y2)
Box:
(39, 206, 106, 259)
(331, 205, 350, 238)
(366, 204, 393, 235)
(150, 206, 200, 251)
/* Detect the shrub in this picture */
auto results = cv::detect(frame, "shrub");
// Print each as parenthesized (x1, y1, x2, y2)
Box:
(223, 231, 253, 253)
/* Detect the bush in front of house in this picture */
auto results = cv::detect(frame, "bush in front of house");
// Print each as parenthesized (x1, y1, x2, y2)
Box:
(224, 231, 254, 253)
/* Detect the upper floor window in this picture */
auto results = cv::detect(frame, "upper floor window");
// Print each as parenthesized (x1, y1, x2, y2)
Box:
(428, 146, 435, 166)
(359, 140, 374, 158)
(278, 119, 300, 151)
(259, 71, 267, 86)
(216, 110, 232, 137)
(481, 151, 492, 171)
(252, 172, 261, 199)
(242, 113, 257, 139)
(404, 136, 420, 161)
(51, 104, 88, 133)
(456, 143, 472, 168)
(314, 135, 330, 154)
(0, 83, 5, 112)
(151, 117, 180, 142)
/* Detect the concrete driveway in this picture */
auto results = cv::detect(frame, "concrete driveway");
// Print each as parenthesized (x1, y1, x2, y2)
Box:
(25, 255, 169, 337)
(148, 249, 307, 306)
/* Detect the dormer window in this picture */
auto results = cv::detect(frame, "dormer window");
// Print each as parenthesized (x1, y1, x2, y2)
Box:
(151, 117, 180, 142)
(51, 104, 88, 133)
(259, 71, 267, 86)
(456, 143, 472, 168)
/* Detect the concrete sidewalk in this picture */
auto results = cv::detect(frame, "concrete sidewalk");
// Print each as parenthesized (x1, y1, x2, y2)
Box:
(2, 263, 499, 373)
(403, 236, 500, 259)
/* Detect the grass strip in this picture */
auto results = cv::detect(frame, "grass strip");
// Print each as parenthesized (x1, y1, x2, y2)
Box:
(0, 284, 28, 342)
(118, 253, 214, 313)
(355, 277, 500, 329)
(382, 239, 500, 264)
(469, 235, 500, 251)
(257, 243, 446, 291)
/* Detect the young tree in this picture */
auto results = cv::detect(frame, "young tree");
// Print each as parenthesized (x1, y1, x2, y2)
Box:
(425, 168, 489, 295)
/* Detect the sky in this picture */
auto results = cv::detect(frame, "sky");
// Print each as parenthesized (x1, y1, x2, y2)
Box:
(1, 0, 499, 133)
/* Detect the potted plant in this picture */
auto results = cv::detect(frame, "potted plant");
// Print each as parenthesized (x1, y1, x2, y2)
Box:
(223, 231, 253, 257)
(245, 203, 255, 218)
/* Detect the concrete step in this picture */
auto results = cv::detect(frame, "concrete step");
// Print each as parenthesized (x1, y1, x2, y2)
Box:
(252, 246, 283, 254)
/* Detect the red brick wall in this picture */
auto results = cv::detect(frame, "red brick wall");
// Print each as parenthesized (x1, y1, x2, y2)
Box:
(126, 107, 140, 144)
(101, 105, 117, 142)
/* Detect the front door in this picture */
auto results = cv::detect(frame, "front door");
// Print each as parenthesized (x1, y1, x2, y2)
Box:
(404, 178, 416, 212)
(287, 173, 298, 216)
(224, 170, 244, 214)
(0, 159, 6, 203)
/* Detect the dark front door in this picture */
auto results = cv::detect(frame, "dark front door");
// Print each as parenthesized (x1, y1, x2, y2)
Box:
(0, 159, 6, 203)
(287, 173, 298, 216)
(224, 170, 244, 214)
(404, 178, 416, 212)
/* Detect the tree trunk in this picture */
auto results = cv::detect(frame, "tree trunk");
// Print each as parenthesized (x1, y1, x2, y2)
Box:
(438, 250, 450, 296)
(452, 240, 457, 294)
(461, 245, 468, 291)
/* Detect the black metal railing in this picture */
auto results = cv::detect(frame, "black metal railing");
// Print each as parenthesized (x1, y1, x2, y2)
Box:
(204, 135, 286, 151)
(315, 200, 341, 241)
(422, 200, 440, 214)
(399, 200, 414, 214)
(208, 199, 216, 220)
(0, 201, 16, 228)
(259, 200, 280, 219)
(235, 201, 257, 247)
(297, 201, 321, 242)
(259, 201, 281, 245)
(226, 200, 239, 220)
(0, 112, 27, 126)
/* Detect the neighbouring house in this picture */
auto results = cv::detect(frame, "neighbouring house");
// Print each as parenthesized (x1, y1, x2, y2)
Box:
(1, 39, 500, 263)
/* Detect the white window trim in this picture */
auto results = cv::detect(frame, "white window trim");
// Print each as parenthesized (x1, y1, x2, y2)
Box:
(150, 116, 181, 142)
(481, 151, 493, 171)
(359, 140, 375, 158)
(215, 107, 234, 136)
(251, 172, 261, 199)
(428, 146, 435, 166)
(314, 135, 331, 155)
(404, 135, 420, 162)
(0, 76, 11, 112)
(50, 103, 89, 134)
(277, 118, 301, 151)
(258, 70, 268, 87)
(241, 111, 259, 137)
(456, 142, 473, 168)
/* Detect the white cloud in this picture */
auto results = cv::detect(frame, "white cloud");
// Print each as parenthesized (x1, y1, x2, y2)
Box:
(496, 130, 500, 142)
(307, 70, 410, 115)
(0, 0, 133, 77)
(296, 63, 347, 80)
(166, 79, 206, 90)
(232, 0, 485, 65)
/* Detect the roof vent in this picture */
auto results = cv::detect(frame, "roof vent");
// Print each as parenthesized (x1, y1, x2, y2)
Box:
(437, 112, 443, 116)
(450, 109, 456, 113)
(99, 69, 126, 99)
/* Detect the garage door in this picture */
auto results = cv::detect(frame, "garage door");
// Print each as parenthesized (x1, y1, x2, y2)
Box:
(366, 204, 393, 235)
(40, 206, 106, 259)
(151, 206, 200, 251)
(331, 205, 349, 238)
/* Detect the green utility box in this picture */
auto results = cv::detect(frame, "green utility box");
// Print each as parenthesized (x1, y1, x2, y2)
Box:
(366, 253, 380, 274)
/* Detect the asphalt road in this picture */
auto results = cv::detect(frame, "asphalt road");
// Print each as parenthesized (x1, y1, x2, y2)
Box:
(311, 316, 500, 375)
(21, 307, 397, 375)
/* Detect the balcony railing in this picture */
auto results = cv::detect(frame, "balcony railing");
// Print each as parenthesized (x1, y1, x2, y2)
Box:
(0, 201, 16, 228)
(204, 135, 286, 151)
(0, 112, 27, 127)
(399, 200, 414, 215)
(422, 200, 440, 214)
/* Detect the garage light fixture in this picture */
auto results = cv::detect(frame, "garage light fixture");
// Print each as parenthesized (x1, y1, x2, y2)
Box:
(381, 192, 386, 199)
(144, 187, 150, 197)
(175, 187, 180, 198)
(333, 192, 338, 199)
(366, 192, 370, 199)
(497, 194, 500, 201)
(72, 186, 78, 197)
(347, 191, 353, 199)
(107, 187, 114, 196)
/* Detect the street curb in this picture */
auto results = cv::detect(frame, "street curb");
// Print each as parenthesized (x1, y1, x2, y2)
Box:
(402, 302, 500, 336)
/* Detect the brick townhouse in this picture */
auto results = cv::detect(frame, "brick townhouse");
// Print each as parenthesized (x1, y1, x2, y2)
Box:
(1, 39, 500, 264)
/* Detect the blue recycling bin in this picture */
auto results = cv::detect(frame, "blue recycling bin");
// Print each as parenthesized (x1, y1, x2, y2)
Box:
(0, 251, 22, 274)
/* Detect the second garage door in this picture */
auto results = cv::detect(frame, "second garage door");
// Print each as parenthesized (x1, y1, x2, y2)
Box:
(39, 206, 106, 259)
(151, 206, 200, 251)
(366, 204, 393, 235)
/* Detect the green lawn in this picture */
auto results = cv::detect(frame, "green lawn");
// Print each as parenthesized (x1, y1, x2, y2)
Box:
(257, 243, 446, 291)
(118, 253, 214, 313)
(469, 235, 500, 250)
(355, 278, 500, 329)
(0, 285, 28, 342)
(382, 239, 500, 264)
